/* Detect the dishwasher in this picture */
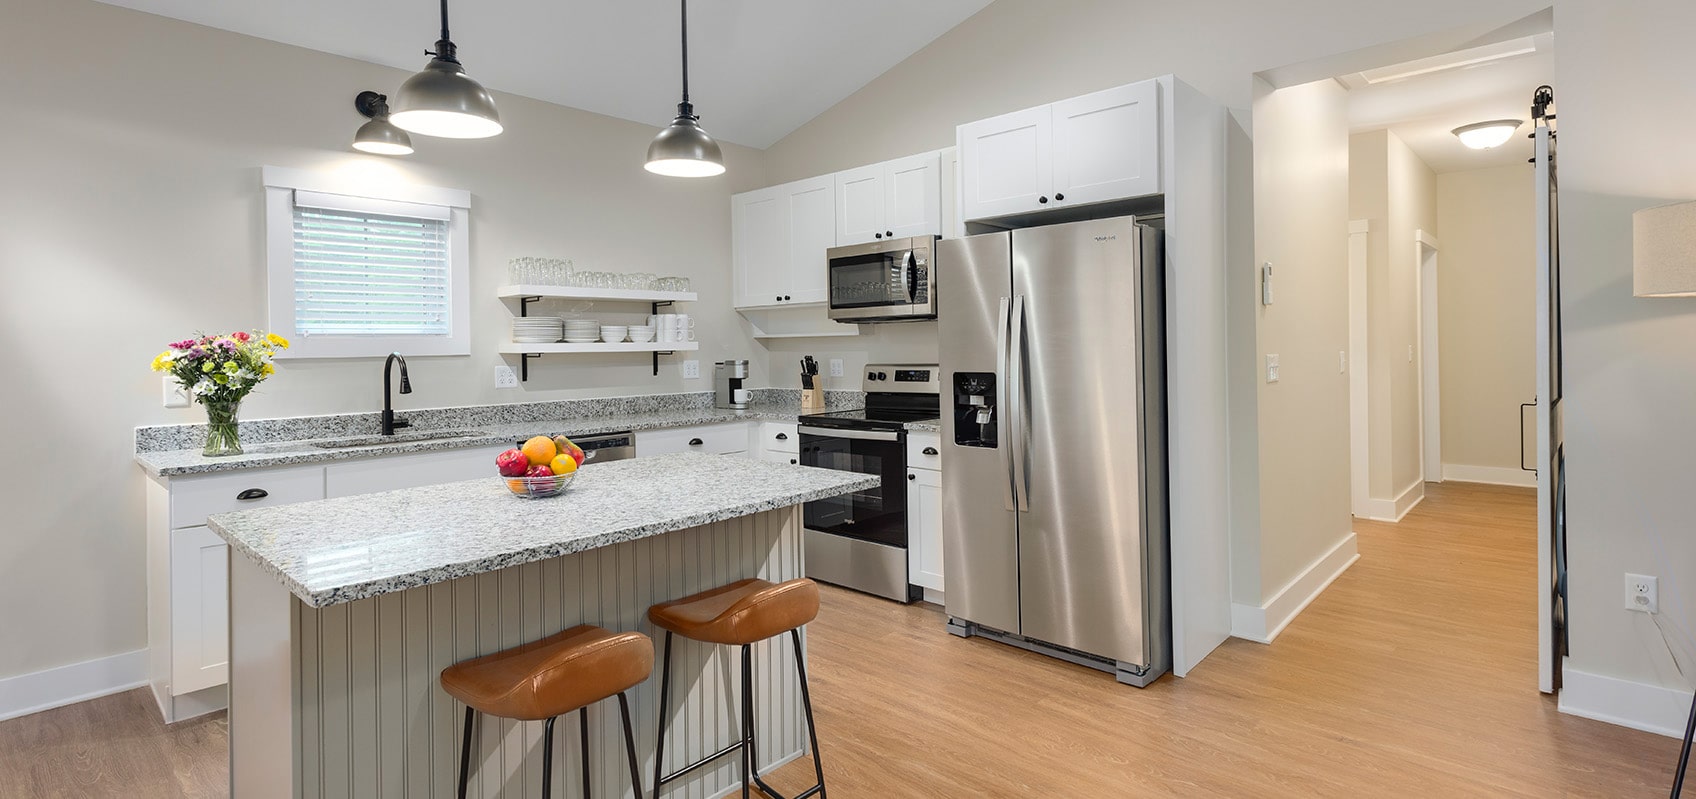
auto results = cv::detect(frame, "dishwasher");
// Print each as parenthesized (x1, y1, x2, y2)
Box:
(515, 431, 637, 464)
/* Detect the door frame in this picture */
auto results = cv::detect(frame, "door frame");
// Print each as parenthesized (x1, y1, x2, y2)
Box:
(1416, 230, 1442, 484)
(1348, 220, 1371, 518)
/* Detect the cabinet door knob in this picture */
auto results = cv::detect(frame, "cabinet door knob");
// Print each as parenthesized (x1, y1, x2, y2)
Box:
(236, 488, 269, 501)
(908, 473, 917, 481)
(790, 458, 798, 465)
(775, 433, 788, 440)
(1054, 193, 1065, 201)
(886, 231, 894, 238)
(688, 438, 703, 446)
(874, 233, 883, 239)
(1038, 195, 1049, 204)
(775, 295, 783, 302)
(922, 447, 938, 455)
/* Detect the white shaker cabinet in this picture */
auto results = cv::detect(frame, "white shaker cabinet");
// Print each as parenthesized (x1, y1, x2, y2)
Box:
(733, 176, 833, 309)
(906, 432, 945, 595)
(957, 78, 1162, 223)
(835, 152, 943, 246)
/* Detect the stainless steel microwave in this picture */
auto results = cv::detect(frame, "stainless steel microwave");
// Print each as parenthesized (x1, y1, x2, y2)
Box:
(826, 236, 937, 322)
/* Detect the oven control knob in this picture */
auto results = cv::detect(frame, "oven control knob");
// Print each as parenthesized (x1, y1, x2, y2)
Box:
(876, 371, 887, 380)
(866, 372, 876, 381)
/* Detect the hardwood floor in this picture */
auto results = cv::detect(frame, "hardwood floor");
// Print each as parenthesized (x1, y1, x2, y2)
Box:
(1, 482, 1680, 797)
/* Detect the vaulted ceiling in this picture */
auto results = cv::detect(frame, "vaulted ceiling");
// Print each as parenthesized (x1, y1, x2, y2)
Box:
(94, 0, 994, 148)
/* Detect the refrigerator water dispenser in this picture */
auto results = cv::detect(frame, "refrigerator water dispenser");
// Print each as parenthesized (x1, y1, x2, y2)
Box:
(953, 372, 997, 448)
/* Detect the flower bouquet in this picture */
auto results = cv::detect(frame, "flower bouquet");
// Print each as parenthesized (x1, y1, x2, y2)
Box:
(152, 331, 289, 456)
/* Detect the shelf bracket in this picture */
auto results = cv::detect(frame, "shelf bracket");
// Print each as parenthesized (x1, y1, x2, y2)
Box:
(518, 296, 542, 318)
(520, 352, 540, 381)
(651, 300, 676, 376)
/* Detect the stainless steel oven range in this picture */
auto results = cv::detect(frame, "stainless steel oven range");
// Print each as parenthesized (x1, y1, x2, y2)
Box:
(798, 364, 941, 603)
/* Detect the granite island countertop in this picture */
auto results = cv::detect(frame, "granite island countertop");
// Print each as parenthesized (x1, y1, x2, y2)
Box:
(206, 453, 878, 607)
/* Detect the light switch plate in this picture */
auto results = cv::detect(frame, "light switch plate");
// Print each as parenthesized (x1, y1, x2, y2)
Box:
(1261, 263, 1274, 306)
(494, 365, 518, 389)
(1266, 354, 1280, 383)
(1339, 351, 1347, 373)
(829, 359, 844, 378)
(682, 360, 700, 379)
(162, 376, 190, 408)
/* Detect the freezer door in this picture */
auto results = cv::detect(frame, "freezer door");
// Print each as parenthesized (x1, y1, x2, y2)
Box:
(1011, 216, 1150, 665)
(938, 232, 1020, 634)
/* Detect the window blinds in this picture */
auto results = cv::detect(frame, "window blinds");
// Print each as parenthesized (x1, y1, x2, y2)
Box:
(291, 191, 452, 337)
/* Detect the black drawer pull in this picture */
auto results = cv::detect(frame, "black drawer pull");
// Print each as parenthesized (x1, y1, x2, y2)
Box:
(236, 488, 269, 501)
(922, 447, 938, 455)
(790, 458, 798, 465)
(688, 438, 704, 446)
(908, 473, 917, 481)
(775, 433, 788, 441)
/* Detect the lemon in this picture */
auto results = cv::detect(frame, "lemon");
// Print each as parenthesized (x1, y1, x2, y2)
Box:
(550, 453, 578, 474)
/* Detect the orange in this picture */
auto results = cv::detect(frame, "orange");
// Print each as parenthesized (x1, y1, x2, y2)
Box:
(521, 436, 557, 466)
(550, 454, 578, 474)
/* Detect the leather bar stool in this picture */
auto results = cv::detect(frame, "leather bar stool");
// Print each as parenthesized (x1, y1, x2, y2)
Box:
(440, 625, 653, 799)
(648, 578, 826, 799)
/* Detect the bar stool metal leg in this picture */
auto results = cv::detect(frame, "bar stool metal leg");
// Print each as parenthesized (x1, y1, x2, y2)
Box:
(791, 629, 827, 799)
(741, 644, 754, 799)
(616, 692, 645, 799)
(652, 632, 673, 797)
(542, 715, 558, 799)
(458, 706, 476, 799)
(580, 709, 592, 798)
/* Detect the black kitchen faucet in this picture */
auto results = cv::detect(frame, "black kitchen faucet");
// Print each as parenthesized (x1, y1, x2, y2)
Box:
(382, 352, 412, 435)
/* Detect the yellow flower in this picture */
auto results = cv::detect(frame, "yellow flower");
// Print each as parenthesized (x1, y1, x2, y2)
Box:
(265, 333, 290, 349)
(261, 363, 275, 376)
(150, 352, 170, 372)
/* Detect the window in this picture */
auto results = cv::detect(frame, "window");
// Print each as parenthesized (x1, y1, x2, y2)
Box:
(263, 166, 471, 358)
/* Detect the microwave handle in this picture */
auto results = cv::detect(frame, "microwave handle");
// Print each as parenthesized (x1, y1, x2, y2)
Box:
(903, 251, 917, 302)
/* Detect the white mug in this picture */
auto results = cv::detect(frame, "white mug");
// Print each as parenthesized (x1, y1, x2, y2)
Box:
(673, 314, 696, 342)
(654, 314, 677, 342)
(733, 388, 751, 404)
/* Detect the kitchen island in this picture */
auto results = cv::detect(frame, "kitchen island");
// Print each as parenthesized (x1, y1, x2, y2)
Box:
(207, 453, 876, 799)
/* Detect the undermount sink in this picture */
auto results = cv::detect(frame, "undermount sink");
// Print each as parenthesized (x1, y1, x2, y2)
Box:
(309, 429, 487, 449)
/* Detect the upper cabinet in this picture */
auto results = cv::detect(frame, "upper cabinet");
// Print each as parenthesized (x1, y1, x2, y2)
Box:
(835, 152, 942, 246)
(733, 175, 833, 308)
(734, 150, 944, 312)
(958, 79, 1161, 223)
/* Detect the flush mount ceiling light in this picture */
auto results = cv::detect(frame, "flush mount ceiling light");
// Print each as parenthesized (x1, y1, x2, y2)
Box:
(389, 0, 503, 139)
(645, 0, 725, 178)
(1452, 119, 1523, 150)
(351, 91, 414, 155)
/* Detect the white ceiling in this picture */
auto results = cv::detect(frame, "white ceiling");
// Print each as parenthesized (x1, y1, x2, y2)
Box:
(94, 0, 993, 149)
(1344, 35, 1554, 174)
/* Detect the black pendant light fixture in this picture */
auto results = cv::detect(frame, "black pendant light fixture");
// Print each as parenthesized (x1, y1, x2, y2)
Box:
(352, 91, 414, 155)
(645, 0, 725, 177)
(389, 0, 503, 139)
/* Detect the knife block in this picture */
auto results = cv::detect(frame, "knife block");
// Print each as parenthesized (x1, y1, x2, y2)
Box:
(800, 386, 826, 411)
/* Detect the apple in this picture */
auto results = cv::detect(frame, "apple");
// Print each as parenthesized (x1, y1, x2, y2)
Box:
(496, 449, 529, 477)
(525, 464, 554, 478)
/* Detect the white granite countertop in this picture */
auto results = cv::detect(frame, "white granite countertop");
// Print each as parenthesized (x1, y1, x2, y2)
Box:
(206, 453, 879, 607)
(137, 406, 940, 477)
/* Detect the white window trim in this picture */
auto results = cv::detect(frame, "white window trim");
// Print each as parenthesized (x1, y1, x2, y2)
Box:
(263, 166, 472, 358)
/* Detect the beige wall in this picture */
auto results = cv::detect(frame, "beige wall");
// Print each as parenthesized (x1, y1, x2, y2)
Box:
(1436, 165, 1536, 473)
(1350, 130, 1437, 502)
(0, 0, 768, 679)
(1249, 80, 1353, 601)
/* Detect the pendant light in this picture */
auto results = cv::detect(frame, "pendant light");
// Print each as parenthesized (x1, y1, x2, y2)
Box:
(1451, 119, 1522, 150)
(389, 0, 503, 139)
(645, 0, 725, 177)
(352, 91, 414, 155)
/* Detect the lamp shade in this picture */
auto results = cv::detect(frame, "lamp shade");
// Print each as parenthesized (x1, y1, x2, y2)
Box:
(353, 118, 414, 155)
(645, 112, 725, 177)
(389, 58, 503, 139)
(1451, 119, 1521, 150)
(1634, 200, 1696, 297)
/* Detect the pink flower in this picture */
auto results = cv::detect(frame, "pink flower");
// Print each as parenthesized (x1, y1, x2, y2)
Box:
(233, 331, 250, 342)
(168, 339, 195, 350)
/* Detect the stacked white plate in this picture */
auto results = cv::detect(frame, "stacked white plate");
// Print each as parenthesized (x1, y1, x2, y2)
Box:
(512, 317, 563, 343)
(562, 318, 600, 344)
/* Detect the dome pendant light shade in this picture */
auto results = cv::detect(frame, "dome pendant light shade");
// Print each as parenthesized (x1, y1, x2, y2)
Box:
(352, 91, 414, 155)
(389, 0, 502, 139)
(646, 0, 724, 177)
(1451, 119, 1522, 150)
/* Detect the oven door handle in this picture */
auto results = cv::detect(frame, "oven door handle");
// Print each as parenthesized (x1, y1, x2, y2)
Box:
(798, 426, 902, 442)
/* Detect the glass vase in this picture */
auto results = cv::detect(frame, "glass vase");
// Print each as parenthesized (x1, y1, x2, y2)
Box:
(201, 399, 243, 457)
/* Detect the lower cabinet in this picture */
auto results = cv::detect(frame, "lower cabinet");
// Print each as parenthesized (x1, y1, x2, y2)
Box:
(635, 422, 752, 457)
(167, 526, 229, 696)
(907, 432, 944, 594)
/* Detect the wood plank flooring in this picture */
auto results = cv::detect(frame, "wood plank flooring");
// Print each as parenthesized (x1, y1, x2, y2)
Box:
(1, 482, 1681, 797)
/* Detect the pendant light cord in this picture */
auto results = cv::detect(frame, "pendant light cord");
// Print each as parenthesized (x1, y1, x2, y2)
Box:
(679, 0, 691, 108)
(430, 0, 459, 63)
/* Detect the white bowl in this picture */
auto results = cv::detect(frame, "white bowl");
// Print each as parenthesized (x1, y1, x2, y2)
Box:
(629, 331, 656, 343)
(599, 326, 628, 343)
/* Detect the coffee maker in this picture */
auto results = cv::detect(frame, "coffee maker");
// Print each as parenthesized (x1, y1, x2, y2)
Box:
(715, 360, 750, 409)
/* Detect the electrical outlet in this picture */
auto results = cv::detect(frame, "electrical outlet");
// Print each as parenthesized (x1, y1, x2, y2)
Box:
(162, 376, 190, 408)
(681, 360, 700, 379)
(494, 365, 518, 389)
(1408, 344, 1414, 362)
(1625, 573, 1660, 613)
(1265, 354, 1280, 383)
(829, 358, 844, 378)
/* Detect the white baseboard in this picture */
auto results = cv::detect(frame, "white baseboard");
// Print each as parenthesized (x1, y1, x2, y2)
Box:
(1362, 480, 1425, 522)
(1442, 463, 1536, 487)
(1230, 532, 1360, 644)
(0, 649, 148, 722)
(1559, 665, 1693, 738)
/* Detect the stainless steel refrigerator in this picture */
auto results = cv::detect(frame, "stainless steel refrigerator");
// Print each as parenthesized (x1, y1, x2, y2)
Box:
(938, 215, 1170, 686)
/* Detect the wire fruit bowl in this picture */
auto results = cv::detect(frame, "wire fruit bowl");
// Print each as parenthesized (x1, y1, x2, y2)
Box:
(505, 471, 576, 498)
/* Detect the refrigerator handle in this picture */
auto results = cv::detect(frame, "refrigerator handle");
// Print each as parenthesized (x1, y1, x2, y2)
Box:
(1010, 293, 1030, 512)
(996, 296, 1015, 511)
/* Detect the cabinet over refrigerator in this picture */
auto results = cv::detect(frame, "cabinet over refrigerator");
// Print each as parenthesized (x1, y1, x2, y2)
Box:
(939, 215, 1170, 686)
